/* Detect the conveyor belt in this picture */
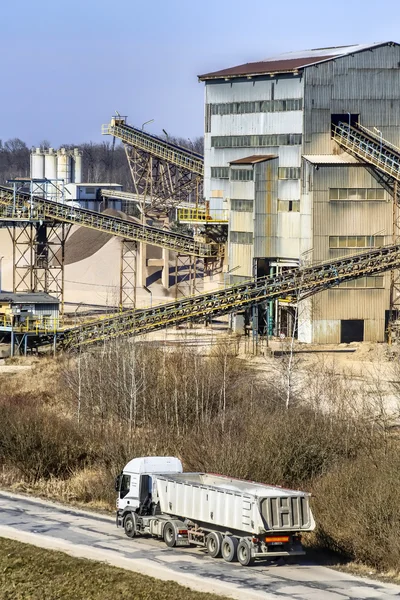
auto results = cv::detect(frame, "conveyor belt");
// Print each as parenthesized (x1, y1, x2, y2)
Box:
(0, 186, 219, 257)
(61, 243, 400, 349)
(102, 117, 204, 176)
(332, 122, 400, 182)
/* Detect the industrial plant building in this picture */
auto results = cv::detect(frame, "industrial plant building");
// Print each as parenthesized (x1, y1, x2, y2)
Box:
(199, 41, 400, 343)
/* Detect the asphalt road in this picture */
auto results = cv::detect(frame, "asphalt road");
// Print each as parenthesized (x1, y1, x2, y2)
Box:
(0, 491, 399, 600)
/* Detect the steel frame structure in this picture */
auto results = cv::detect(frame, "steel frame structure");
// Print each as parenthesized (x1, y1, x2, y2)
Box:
(4, 220, 70, 313)
(120, 240, 137, 309)
(102, 117, 204, 214)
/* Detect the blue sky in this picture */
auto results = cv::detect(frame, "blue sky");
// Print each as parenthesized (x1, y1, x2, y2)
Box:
(1, 0, 399, 146)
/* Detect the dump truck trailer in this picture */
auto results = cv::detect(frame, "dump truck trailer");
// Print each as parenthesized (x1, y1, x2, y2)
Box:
(115, 456, 315, 566)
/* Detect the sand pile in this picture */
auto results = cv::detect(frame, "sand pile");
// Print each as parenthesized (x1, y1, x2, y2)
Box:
(61, 209, 131, 265)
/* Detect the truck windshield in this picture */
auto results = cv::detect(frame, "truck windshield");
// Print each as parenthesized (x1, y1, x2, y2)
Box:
(120, 474, 131, 499)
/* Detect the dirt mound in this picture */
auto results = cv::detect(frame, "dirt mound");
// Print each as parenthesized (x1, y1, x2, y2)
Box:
(61, 209, 130, 265)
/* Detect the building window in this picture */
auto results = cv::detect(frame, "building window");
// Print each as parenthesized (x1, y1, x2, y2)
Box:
(85, 187, 96, 195)
(230, 231, 253, 244)
(329, 188, 385, 201)
(231, 199, 253, 212)
(278, 199, 300, 212)
(278, 167, 301, 179)
(205, 104, 212, 133)
(211, 166, 229, 179)
(329, 235, 385, 249)
(210, 98, 303, 115)
(338, 276, 384, 289)
(211, 134, 302, 148)
(230, 168, 253, 181)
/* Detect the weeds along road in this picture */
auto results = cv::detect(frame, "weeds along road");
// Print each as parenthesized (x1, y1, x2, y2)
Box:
(0, 491, 399, 600)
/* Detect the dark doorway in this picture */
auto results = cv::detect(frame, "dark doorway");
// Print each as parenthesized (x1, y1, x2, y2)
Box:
(341, 319, 364, 343)
(331, 113, 359, 135)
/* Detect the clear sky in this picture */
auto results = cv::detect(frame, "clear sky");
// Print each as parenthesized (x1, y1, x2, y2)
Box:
(2, 0, 399, 147)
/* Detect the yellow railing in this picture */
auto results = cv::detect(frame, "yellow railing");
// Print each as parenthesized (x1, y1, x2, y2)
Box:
(178, 207, 228, 223)
(0, 314, 60, 333)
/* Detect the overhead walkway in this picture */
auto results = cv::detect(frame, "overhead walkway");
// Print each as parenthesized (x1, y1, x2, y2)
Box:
(60, 243, 400, 349)
(0, 186, 219, 258)
(332, 122, 400, 182)
(102, 116, 204, 176)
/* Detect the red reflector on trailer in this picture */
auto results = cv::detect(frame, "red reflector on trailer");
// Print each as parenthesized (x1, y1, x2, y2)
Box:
(265, 536, 290, 543)
(178, 529, 188, 535)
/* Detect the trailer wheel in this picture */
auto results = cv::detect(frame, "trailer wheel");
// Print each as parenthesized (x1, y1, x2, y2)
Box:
(123, 513, 137, 538)
(237, 539, 254, 566)
(163, 522, 177, 548)
(221, 536, 238, 562)
(206, 532, 222, 558)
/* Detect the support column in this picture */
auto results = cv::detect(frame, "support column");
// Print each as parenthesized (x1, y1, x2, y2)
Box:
(119, 240, 137, 310)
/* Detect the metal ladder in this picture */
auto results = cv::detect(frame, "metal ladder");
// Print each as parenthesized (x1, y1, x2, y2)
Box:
(61, 243, 400, 349)
(332, 122, 400, 182)
(0, 186, 219, 258)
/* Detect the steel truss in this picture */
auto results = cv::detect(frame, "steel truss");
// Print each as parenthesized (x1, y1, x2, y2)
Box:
(60, 243, 400, 350)
(6, 220, 70, 312)
(120, 240, 137, 309)
(0, 186, 219, 258)
(102, 117, 204, 214)
(174, 254, 203, 300)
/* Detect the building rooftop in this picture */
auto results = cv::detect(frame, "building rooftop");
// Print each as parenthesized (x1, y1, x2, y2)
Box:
(230, 155, 277, 165)
(199, 42, 397, 81)
(0, 292, 59, 304)
(303, 153, 365, 165)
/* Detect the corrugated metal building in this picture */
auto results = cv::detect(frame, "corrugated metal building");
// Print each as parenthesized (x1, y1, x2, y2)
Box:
(199, 41, 400, 343)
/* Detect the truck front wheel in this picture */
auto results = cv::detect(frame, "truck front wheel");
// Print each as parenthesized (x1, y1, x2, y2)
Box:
(124, 513, 137, 538)
(237, 539, 255, 566)
(163, 522, 177, 547)
(221, 536, 238, 562)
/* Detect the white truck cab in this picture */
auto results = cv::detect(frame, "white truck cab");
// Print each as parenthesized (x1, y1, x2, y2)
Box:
(115, 456, 182, 514)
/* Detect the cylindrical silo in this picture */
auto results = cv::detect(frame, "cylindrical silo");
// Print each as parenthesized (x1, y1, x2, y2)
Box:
(57, 148, 71, 184)
(44, 148, 57, 200)
(73, 147, 83, 183)
(31, 148, 44, 179)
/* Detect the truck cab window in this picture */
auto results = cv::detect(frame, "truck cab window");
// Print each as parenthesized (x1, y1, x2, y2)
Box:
(120, 474, 131, 499)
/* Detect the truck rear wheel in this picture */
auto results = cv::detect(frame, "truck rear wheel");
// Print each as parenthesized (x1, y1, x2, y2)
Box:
(221, 536, 238, 562)
(206, 532, 222, 558)
(123, 513, 137, 538)
(237, 539, 254, 566)
(163, 522, 177, 548)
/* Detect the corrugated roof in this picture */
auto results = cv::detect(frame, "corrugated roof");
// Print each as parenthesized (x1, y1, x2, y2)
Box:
(230, 155, 277, 165)
(0, 292, 59, 304)
(199, 42, 397, 80)
(303, 153, 364, 165)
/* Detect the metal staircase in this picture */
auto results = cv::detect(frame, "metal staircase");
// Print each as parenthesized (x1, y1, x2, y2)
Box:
(0, 186, 219, 258)
(61, 243, 400, 349)
(332, 122, 400, 182)
(102, 117, 204, 175)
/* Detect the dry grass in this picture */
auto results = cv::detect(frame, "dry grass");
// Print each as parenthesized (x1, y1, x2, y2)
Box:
(1, 345, 400, 576)
(0, 537, 227, 600)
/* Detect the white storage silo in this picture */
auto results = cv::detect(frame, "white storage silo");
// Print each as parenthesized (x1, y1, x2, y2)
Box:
(44, 148, 57, 200)
(73, 148, 82, 183)
(57, 148, 72, 184)
(31, 148, 44, 179)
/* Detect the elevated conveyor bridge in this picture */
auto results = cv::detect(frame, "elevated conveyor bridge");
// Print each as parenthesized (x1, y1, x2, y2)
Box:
(0, 186, 219, 258)
(60, 243, 400, 349)
(102, 116, 204, 213)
